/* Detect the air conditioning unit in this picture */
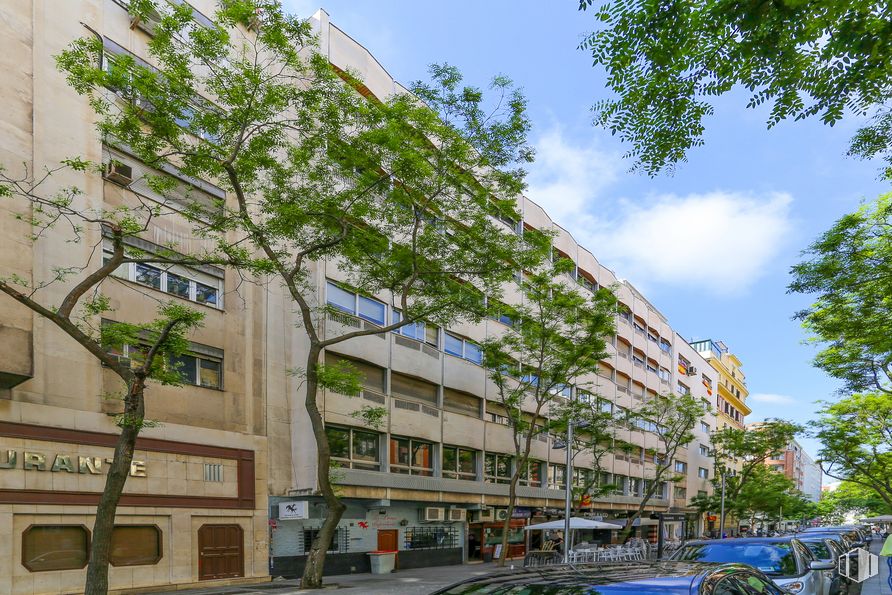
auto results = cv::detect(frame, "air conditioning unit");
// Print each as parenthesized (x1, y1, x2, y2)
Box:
(495, 508, 510, 521)
(104, 161, 133, 186)
(472, 508, 494, 523)
(419, 507, 445, 522)
(686, 366, 698, 376)
(447, 508, 467, 522)
(129, 6, 163, 35)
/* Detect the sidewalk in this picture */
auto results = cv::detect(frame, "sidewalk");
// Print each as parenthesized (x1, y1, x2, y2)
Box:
(861, 540, 890, 595)
(143, 562, 507, 595)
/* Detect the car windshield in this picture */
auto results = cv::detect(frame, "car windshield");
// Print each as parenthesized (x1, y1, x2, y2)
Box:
(673, 543, 799, 576)
(801, 541, 831, 560)
(440, 585, 690, 594)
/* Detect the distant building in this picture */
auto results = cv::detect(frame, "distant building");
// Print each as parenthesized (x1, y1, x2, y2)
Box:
(760, 437, 823, 502)
(690, 340, 751, 431)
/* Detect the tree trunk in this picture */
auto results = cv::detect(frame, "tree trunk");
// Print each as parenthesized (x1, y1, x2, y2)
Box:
(497, 472, 521, 566)
(84, 379, 145, 595)
(301, 344, 346, 589)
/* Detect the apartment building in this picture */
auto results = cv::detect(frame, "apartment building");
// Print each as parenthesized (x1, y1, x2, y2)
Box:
(0, 2, 724, 592)
(764, 439, 823, 503)
(691, 339, 750, 431)
(0, 2, 272, 594)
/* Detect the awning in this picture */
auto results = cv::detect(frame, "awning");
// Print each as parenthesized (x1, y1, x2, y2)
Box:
(523, 517, 619, 531)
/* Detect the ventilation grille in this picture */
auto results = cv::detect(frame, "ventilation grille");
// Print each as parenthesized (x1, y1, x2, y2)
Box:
(394, 399, 420, 412)
(203, 463, 223, 482)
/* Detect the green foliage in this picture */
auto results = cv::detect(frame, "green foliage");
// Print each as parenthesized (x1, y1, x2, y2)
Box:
(790, 194, 892, 394)
(810, 392, 892, 508)
(579, 0, 892, 176)
(818, 481, 890, 524)
(351, 405, 387, 430)
(315, 360, 362, 397)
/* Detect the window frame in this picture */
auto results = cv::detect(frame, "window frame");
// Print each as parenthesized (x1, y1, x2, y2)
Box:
(389, 436, 434, 476)
(392, 309, 439, 347)
(483, 452, 513, 484)
(325, 281, 387, 326)
(21, 524, 91, 573)
(698, 467, 709, 479)
(326, 425, 381, 471)
(442, 445, 477, 481)
(444, 332, 483, 364)
(109, 524, 163, 567)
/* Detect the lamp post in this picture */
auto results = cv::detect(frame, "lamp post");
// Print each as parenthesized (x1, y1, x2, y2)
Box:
(718, 473, 726, 539)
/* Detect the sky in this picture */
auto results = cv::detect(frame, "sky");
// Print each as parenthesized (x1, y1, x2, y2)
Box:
(283, 0, 890, 466)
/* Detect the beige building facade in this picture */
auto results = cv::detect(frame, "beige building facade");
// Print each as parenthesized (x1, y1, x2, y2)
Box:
(0, 2, 731, 592)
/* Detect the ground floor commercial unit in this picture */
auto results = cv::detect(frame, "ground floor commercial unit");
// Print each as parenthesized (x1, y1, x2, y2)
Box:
(0, 419, 268, 595)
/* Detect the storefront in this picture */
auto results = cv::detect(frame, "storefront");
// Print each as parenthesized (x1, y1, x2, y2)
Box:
(0, 421, 267, 594)
(269, 497, 466, 577)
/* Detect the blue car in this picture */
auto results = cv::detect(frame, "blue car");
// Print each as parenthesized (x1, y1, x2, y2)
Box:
(433, 560, 790, 594)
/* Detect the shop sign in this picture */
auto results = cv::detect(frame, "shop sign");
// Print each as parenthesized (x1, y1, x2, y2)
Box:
(278, 501, 309, 520)
(0, 449, 146, 476)
(511, 507, 532, 518)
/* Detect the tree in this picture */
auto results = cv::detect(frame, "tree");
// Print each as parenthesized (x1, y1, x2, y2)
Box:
(811, 392, 892, 510)
(620, 393, 705, 539)
(706, 420, 802, 530)
(818, 481, 890, 524)
(481, 256, 616, 566)
(789, 194, 892, 394)
(56, 0, 540, 588)
(563, 395, 621, 508)
(0, 163, 220, 593)
(578, 0, 892, 176)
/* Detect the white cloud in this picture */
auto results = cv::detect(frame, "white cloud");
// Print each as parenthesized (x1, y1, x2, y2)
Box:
(748, 393, 798, 405)
(526, 128, 795, 295)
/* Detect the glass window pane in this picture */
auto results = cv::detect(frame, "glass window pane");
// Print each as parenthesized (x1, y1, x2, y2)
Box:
(358, 296, 385, 325)
(484, 454, 495, 478)
(444, 333, 463, 357)
(22, 525, 89, 572)
(412, 442, 432, 470)
(465, 341, 482, 364)
(458, 450, 475, 475)
(110, 525, 161, 566)
(135, 264, 162, 289)
(169, 354, 197, 385)
(425, 324, 439, 346)
(390, 437, 410, 466)
(327, 282, 355, 314)
(497, 455, 510, 478)
(199, 358, 221, 389)
(195, 282, 218, 306)
(443, 447, 456, 473)
(166, 272, 190, 298)
(353, 431, 379, 462)
(326, 427, 350, 459)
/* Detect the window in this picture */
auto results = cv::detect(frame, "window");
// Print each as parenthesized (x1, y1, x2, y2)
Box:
(393, 310, 439, 346)
(674, 486, 687, 500)
(647, 330, 658, 343)
(573, 467, 594, 487)
(303, 528, 345, 554)
(484, 453, 512, 484)
(488, 301, 517, 327)
(168, 351, 223, 389)
(547, 463, 566, 490)
(629, 477, 642, 496)
(326, 281, 386, 325)
(404, 526, 459, 550)
(699, 444, 711, 457)
(390, 437, 433, 476)
(324, 352, 386, 394)
(658, 367, 671, 381)
(442, 446, 476, 480)
(22, 525, 89, 572)
(698, 467, 709, 479)
(110, 525, 162, 566)
(326, 426, 381, 470)
(444, 332, 482, 364)
(518, 460, 542, 487)
(677, 382, 691, 395)
(391, 372, 438, 405)
(700, 421, 711, 433)
(674, 460, 688, 473)
(203, 463, 223, 482)
(104, 241, 223, 308)
(443, 388, 481, 418)
(659, 338, 672, 353)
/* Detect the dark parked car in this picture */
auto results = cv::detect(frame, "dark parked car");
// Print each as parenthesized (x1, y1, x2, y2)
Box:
(670, 537, 833, 595)
(433, 561, 790, 594)
(800, 527, 865, 548)
(796, 536, 847, 595)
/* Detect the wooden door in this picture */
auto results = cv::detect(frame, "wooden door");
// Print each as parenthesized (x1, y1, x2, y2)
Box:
(198, 524, 244, 581)
(377, 529, 398, 551)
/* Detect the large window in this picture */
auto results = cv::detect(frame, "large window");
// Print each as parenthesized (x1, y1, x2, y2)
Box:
(484, 453, 512, 484)
(443, 388, 481, 418)
(326, 426, 381, 470)
(444, 332, 482, 364)
(391, 372, 438, 406)
(674, 486, 687, 500)
(110, 525, 162, 566)
(404, 526, 459, 550)
(547, 463, 566, 490)
(390, 437, 433, 476)
(22, 525, 89, 572)
(326, 281, 386, 326)
(104, 241, 223, 308)
(324, 352, 386, 394)
(303, 528, 346, 554)
(518, 460, 542, 487)
(442, 446, 477, 480)
(698, 467, 709, 479)
(168, 351, 223, 389)
(392, 310, 439, 346)
(675, 460, 688, 473)
(629, 477, 642, 497)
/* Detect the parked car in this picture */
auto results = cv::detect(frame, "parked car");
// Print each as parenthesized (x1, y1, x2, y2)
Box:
(801, 526, 865, 548)
(432, 560, 791, 594)
(796, 536, 847, 595)
(670, 537, 833, 595)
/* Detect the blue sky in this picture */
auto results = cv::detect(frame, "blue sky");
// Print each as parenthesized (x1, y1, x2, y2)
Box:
(285, 0, 890, 464)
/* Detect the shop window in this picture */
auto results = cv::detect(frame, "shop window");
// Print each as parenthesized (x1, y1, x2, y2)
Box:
(390, 437, 433, 476)
(110, 525, 162, 566)
(442, 446, 477, 480)
(326, 425, 380, 470)
(22, 525, 90, 572)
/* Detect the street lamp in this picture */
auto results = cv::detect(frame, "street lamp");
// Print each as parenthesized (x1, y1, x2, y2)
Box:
(553, 418, 589, 564)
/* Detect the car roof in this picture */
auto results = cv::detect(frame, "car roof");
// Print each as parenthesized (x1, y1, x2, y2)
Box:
(803, 526, 857, 531)
(431, 561, 751, 594)
(682, 537, 799, 545)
